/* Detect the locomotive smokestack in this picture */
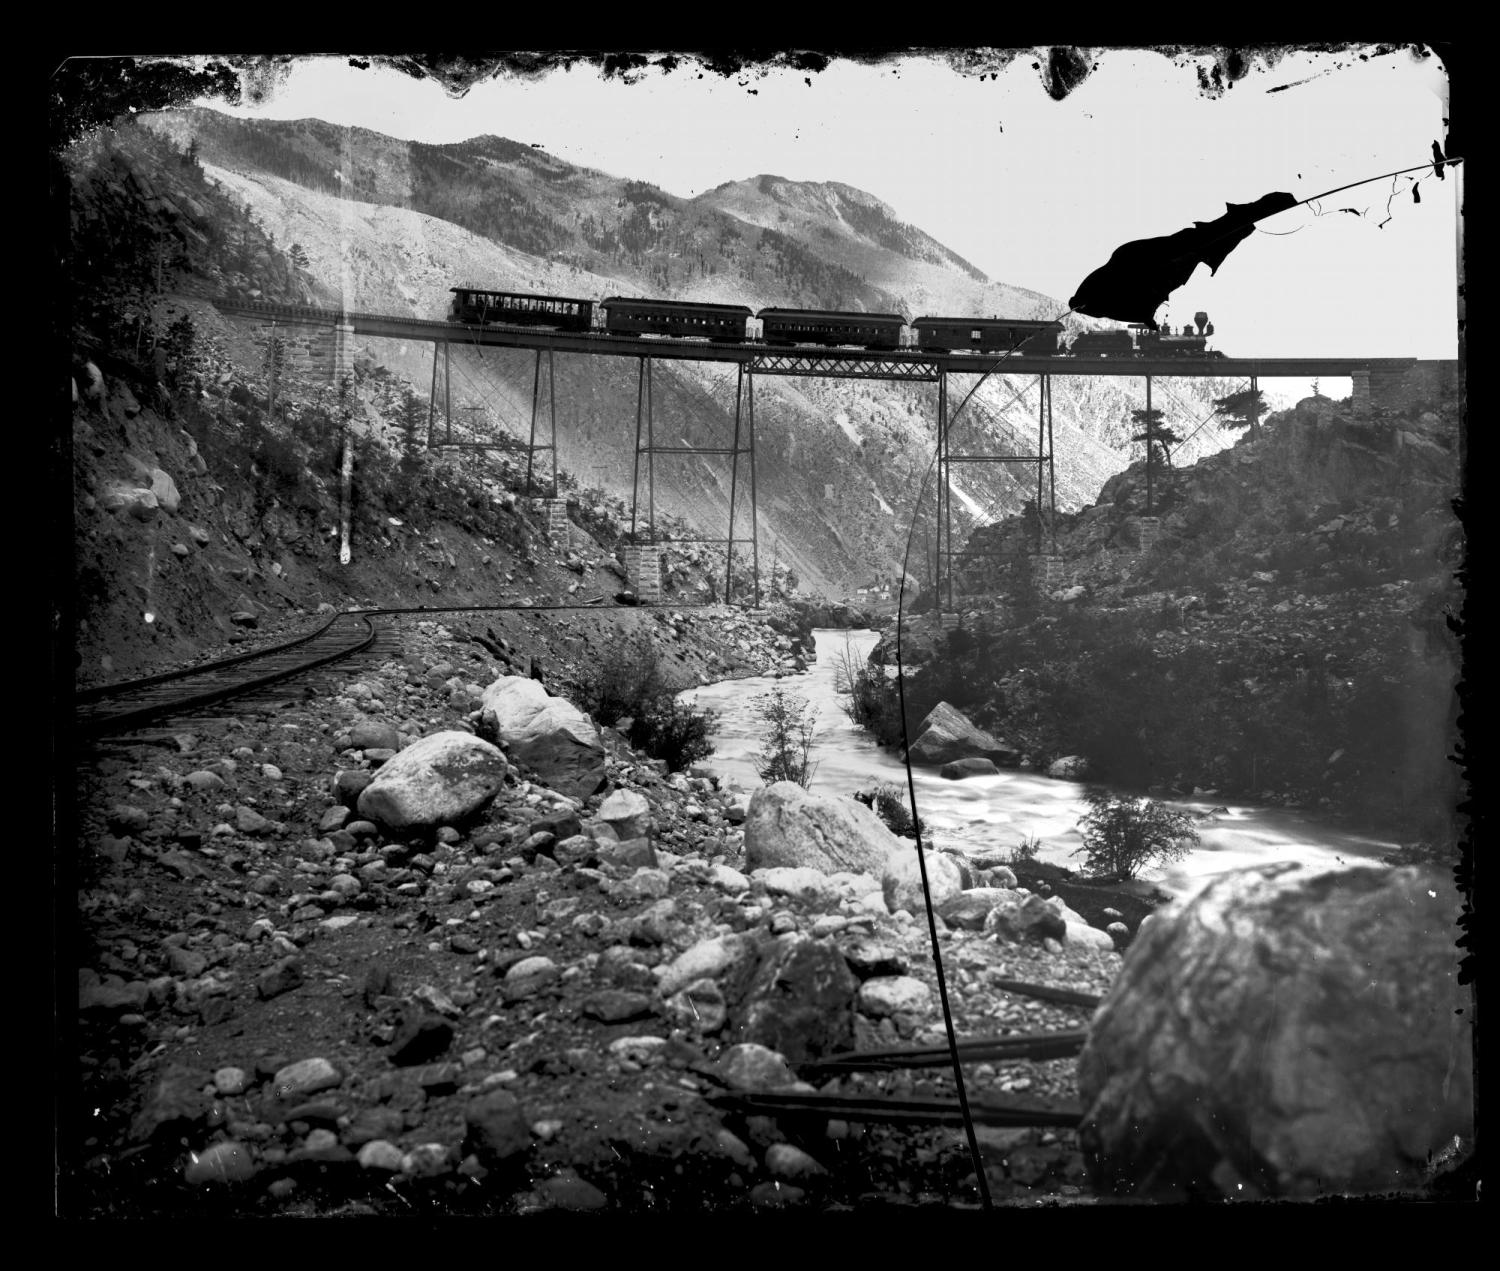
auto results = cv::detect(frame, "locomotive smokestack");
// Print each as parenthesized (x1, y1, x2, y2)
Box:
(1194, 310, 1209, 335)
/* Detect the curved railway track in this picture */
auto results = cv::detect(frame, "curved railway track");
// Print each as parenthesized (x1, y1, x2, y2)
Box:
(74, 612, 383, 737)
(72, 599, 731, 739)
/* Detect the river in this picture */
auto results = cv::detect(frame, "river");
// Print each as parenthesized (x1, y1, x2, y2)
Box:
(681, 629, 1400, 899)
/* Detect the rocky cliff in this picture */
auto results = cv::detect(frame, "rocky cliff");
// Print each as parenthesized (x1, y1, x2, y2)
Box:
(870, 394, 1464, 847)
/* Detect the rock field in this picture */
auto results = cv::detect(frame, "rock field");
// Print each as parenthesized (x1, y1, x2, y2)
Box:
(64, 613, 1128, 1217)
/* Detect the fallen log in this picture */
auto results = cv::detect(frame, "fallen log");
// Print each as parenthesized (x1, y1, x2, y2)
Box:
(798, 1028, 1088, 1076)
(987, 979, 1102, 1009)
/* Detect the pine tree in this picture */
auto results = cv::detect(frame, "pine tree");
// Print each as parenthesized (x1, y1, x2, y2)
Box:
(397, 388, 427, 475)
(1130, 407, 1179, 514)
(162, 312, 197, 386)
(1213, 387, 1267, 437)
(263, 332, 287, 425)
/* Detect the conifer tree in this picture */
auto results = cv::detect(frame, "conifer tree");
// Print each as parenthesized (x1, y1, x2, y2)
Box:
(1213, 387, 1267, 437)
(1129, 407, 1179, 514)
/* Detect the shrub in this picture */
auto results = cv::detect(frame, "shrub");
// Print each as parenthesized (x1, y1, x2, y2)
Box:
(1006, 834, 1044, 866)
(576, 632, 669, 726)
(1380, 839, 1460, 869)
(853, 782, 924, 839)
(751, 684, 818, 788)
(839, 655, 906, 746)
(628, 700, 716, 773)
(1073, 789, 1199, 880)
(254, 430, 306, 496)
(576, 632, 714, 772)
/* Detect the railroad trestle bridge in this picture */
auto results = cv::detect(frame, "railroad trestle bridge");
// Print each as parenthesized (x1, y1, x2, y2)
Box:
(211, 298, 1449, 611)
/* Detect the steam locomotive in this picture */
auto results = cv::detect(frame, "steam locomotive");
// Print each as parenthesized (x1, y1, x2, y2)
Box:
(1070, 311, 1220, 359)
(447, 288, 1224, 359)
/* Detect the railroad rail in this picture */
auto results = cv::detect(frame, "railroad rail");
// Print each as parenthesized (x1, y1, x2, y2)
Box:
(74, 612, 380, 736)
(72, 599, 743, 738)
(209, 298, 1385, 378)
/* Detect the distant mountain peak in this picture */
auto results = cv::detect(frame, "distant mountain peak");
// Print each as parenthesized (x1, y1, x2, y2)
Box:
(696, 174, 988, 283)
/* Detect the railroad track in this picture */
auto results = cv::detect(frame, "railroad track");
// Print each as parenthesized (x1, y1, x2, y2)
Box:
(74, 612, 384, 737)
(71, 598, 726, 739)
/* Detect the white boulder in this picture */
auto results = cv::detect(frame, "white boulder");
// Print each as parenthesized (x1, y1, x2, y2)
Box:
(752, 866, 840, 906)
(1064, 921, 1118, 951)
(595, 788, 653, 840)
(149, 468, 182, 513)
(743, 782, 904, 876)
(477, 676, 605, 800)
(857, 976, 932, 1018)
(657, 934, 758, 998)
(356, 731, 508, 832)
(882, 849, 966, 916)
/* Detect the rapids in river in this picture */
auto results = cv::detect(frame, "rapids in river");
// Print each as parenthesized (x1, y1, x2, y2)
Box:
(681, 629, 1399, 900)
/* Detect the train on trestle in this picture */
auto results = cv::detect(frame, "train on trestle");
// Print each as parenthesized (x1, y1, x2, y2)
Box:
(447, 288, 1225, 359)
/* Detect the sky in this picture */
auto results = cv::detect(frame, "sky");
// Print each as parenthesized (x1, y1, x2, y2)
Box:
(200, 46, 1459, 365)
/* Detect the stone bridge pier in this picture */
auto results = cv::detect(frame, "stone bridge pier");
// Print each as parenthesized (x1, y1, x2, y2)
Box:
(245, 314, 355, 386)
(1351, 360, 1459, 416)
(620, 545, 662, 604)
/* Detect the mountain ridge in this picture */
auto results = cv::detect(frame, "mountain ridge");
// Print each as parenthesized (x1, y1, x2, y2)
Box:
(131, 106, 1246, 597)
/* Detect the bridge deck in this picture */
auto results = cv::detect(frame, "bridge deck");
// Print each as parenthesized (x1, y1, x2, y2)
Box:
(214, 299, 1394, 379)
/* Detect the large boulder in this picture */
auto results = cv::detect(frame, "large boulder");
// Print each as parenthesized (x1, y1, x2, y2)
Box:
(982, 890, 1068, 945)
(98, 481, 160, 521)
(149, 468, 182, 514)
(939, 757, 1000, 780)
(1046, 755, 1091, 780)
(743, 783, 904, 876)
(1077, 864, 1473, 1200)
(595, 789, 653, 841)
(477, 676, 605, 801)
(752, 866, 840, 907)
(937, 887, 1018, 931)
(657, 933, 760, 999)
(882, 848, 966, 916)
(907, 703, 1018, 767)
(356, 731, 508, 833)
(350, 719, 402, 752)
(1062, 921, 1117, 952)
(728, 935, 858, 1063)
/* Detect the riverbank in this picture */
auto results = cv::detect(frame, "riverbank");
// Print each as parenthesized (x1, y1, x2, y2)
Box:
(63, 610, 1137, 1218)
(686, 630, 1400, 902)
(868, 397, 1463, 855)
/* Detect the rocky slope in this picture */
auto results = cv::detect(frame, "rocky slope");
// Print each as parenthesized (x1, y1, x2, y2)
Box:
(693, 176, 1047, 318)
(65, 607, 1142, 1217)
(69, 337, 814, 689)
(871, 392, 1464, 848)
